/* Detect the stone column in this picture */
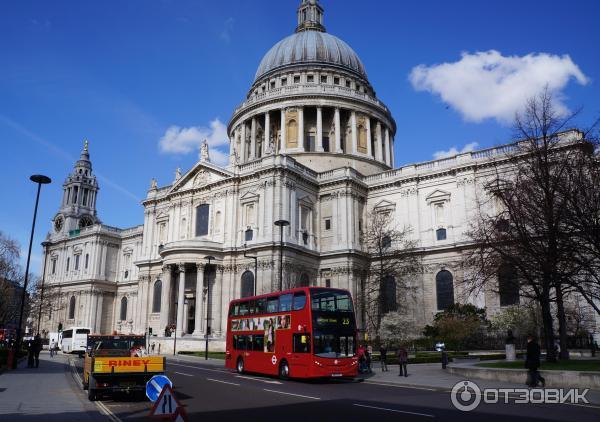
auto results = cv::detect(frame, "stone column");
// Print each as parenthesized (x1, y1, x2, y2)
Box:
(229, 134, 235, 165)
(214, 267, 224, 336)
(298, 107, 304, 152)
(316, 107, 323, 152)
(240, 123, 247, 163)
(280, 109, 286, 153)
(366, 117, 372, 158)
(264, 112, 270, 156)
(351, 111, 357, 154)
(176, 264, 186, 336)
(160, 265, 172, 334)
(250, 117, 256, 159)
(385, 127, 391, 166)
(193, 264, 205, 336)
(390, 136, 395, 167)
(375, 121, 383, 162)
(334, 108, 342, 153)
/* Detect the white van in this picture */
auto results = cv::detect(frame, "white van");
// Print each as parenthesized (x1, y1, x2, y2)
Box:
(61, 327, 91, 354)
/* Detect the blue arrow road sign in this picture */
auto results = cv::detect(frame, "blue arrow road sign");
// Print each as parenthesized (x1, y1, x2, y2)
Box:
(146, 375, 173, 402)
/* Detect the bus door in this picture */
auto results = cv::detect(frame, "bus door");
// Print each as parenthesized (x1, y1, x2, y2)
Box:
(291, 333, 311, 377)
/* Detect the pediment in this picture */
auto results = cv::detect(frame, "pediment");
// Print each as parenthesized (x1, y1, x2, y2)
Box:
(373, 199, 396, 210)
(170, 161, 233, 193)
(240, 191, 260, 203)
(426, 189, 451, 204)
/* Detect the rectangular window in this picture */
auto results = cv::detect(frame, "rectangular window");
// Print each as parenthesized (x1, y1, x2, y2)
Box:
(436, 228, 447, 241)
(307, 74, 314, 83)
(293, 75, 300, 84)
(85, 254, 89, 269)
(51, 259, 56, 275)
(281, 78, 287, 86)
(252, 334, 265, 351)
(345, 80, 351, 88)
(66, 257, 70, 271)
(256, 298, 267, 314)
(279, 294, 293, 312)
(195, 204, 210, 236)
(239, 301, 249, 316)
(324, 219, 331, 230)
(333, 77, 340, 85)
(293, 334, 311, 353)
(325, 279, 331, 288)
(267, 297, 279, 313)
(270, 81, 276, 89)
(320, 75, 327, 84)
(82, 189, 88, 206)
(75, 255, 80, 270)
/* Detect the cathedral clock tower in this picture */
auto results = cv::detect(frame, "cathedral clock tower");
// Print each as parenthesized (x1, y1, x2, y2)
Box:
(52, 141, 100, 235)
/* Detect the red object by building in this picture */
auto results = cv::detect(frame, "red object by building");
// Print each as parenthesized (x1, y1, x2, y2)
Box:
(225, 287, 358, 379)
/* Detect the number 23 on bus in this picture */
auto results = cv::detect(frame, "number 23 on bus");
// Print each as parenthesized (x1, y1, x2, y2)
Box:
(225, 287, 358, 379)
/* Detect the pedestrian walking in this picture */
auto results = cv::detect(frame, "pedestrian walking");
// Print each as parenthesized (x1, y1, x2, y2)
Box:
(357, 344, 366, 373)
(26, 339, 35, 368)
(33, 334, 42, 368)
(397, 345, 408, 377)
(379, 344, 388, 372)
(365, 345, 372, 374)
(151, 342, 156, 355)
(49, 339, 56, 358)
(525, 335, 545, 388)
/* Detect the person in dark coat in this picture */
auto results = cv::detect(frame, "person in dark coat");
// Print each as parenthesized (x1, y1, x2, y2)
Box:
(26, 339, 35, 368)
(379, 345, 388, 372)
(397, 346, 408, 377)
(525, 335, 545, 387)
(33, 334, 42, 368)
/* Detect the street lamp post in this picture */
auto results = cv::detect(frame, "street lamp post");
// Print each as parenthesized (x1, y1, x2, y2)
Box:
(14, 174, 51, 369)
(204, 255, 215, 360)
(173, 298, 188, 356)
(273, 220, 289, 292)
(36, 241, 52, 335)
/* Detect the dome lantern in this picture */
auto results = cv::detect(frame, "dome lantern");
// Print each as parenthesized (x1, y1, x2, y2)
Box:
(296, 0, 325, 33)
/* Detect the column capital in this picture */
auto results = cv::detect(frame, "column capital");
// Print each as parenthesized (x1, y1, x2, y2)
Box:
(196, 262, 205, 271)
(161, 264, 171, 273)
(177, 263, 186, 273)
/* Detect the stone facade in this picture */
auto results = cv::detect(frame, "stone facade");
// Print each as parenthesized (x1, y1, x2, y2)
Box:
(39, 1, 599, 348)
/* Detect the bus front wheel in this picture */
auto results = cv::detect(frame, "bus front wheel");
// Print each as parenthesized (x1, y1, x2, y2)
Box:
(279, 360, 290, 380)
(236, 357, 244, 374)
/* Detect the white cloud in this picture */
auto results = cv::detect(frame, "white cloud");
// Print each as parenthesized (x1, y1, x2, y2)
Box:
(158, 118, 229, 166)
(409, 50, 589, 124)
(219, 17, 235, 43)
(433, 142, 479, 160)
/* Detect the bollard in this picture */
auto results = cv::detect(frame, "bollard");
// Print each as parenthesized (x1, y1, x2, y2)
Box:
(441, 350, 448, 369)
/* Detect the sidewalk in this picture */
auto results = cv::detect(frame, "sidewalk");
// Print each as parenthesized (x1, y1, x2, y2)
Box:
(360, 361, 600, 404)
(0, 351, 105, 421)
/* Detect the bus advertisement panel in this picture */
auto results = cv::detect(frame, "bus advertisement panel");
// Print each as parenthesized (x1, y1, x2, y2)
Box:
(225, 287, 358, 379)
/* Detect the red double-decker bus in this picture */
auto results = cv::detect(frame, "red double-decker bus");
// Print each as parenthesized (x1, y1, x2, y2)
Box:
(225, 287, 358, 379)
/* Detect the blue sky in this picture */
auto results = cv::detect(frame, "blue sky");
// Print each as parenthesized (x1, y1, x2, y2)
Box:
(1, 0, 599, 273)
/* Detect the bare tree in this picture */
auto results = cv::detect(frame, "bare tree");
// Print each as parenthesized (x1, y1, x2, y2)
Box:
(463, 89, 588, 362)
(362, 210, 422, 336)
(0, 231, 24, 327)
(28, 278, 65, 335)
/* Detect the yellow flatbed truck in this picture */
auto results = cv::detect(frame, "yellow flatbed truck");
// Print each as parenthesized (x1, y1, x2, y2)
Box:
(83, 334, 165, 401)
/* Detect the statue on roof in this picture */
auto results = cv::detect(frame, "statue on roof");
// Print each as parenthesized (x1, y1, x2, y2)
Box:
(175, 167, 182, 180)
(150, 178, 157, 189)
(200, 139, 211, 163)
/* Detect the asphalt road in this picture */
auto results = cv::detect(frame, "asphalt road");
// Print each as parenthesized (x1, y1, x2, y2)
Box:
(71, 356, 600, 422)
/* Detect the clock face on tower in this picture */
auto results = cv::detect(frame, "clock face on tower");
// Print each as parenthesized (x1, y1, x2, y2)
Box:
(54, 216, 64, 233)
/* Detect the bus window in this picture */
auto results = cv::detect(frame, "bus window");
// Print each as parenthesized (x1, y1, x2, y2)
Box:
(62, 330, 73, 339)
(239, 301, 249, 316)
(279, 294, 293, 312)
(76, 328, 90, 335)
(253, 335, 264, 351)
(266, 297, 279, 313)
(230, 303, 239, 316)
(234, 335, 247, 350)
(311, 290, 353, 312)
(249, 301, 257, 314)
(293, 334, 311, 353)
(256, 298, 267, 314)
(292, 292, 306, 311)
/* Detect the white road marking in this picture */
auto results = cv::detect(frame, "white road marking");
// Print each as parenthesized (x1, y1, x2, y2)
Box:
(263, 389, 321, 400)
(363, 381, 437, 391)
(169, 362, 228, 373)
(235, 375, 282, 384)
(353, 403, 435, 418)
(207, 378, 240, 386)
(96, 400, 122, 422)
(174, 371, 194, 377)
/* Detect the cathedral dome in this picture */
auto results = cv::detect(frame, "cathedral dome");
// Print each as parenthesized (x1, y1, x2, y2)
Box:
(254, 31, 367, 82)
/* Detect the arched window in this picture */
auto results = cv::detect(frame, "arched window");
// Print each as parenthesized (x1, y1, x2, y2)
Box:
(287, 119, 298, 147)
(299, 273, 310, 287)
(436, 270, 454, 311)
(381, 275, 397, 313)
(152, 280, 162, 313)
(68, 296, 76, 320)
(120, 296, 128, 321)
(357, 124, 367, 153)
(498, 264, 519, 306)
(241, 271, 255, 298)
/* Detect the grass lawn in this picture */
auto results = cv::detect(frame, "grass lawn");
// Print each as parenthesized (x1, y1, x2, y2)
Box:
(178, 351, 226, 360)
(477, 360, 600, 372)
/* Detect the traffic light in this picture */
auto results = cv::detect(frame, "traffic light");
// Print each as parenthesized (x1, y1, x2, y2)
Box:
(148, 327, 153, 336)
